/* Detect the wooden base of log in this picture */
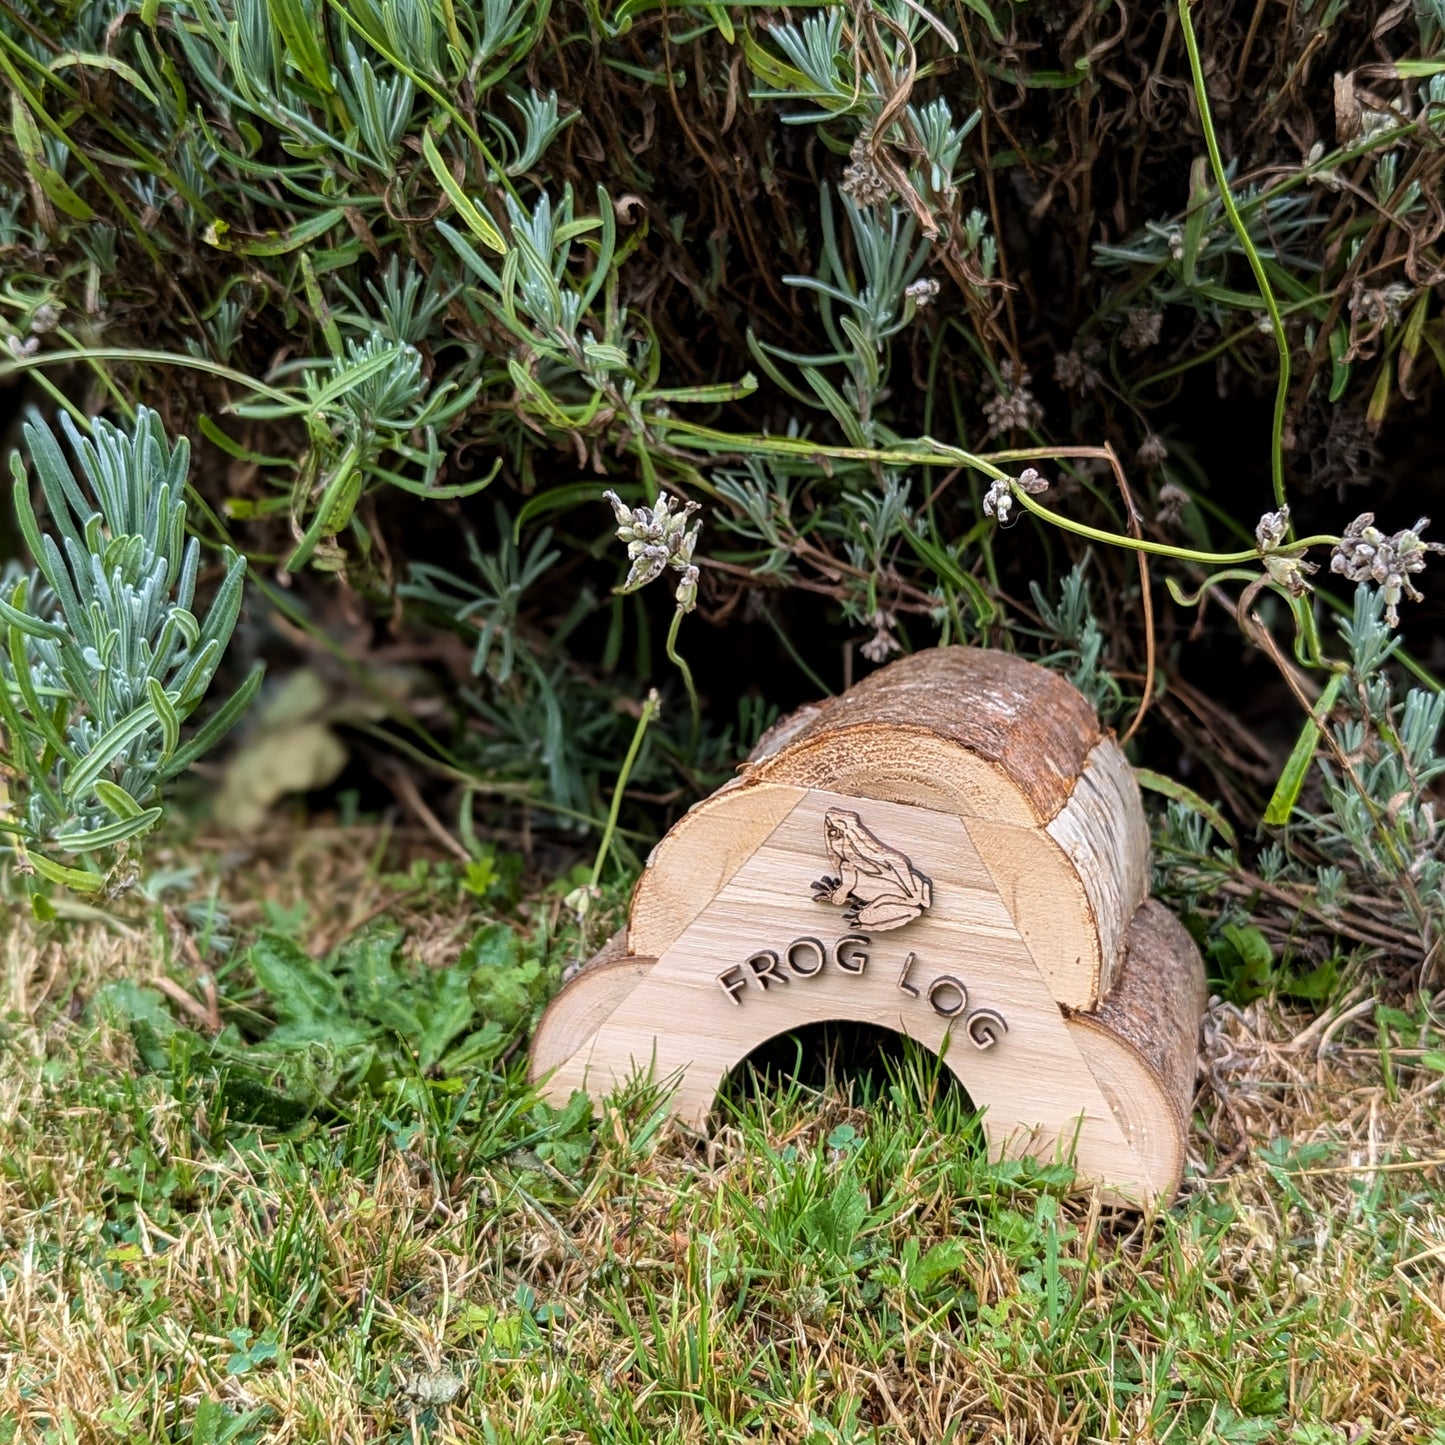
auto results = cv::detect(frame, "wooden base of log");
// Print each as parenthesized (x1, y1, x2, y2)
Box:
(529, 648, 1207, 1208)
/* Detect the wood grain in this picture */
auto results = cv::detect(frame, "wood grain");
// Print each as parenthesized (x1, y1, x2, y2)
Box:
(746, 648, 1102, 824)
(1043, 736, 1151, 1002)
(628, 783, 804, 961)
(1080, 899, 1209, 1132)
(535, 789, 1175, 1204)
(531, 954, 656, 1075)
(529, 647, 1205, 1207)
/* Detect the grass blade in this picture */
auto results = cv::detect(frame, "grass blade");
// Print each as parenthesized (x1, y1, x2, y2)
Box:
(1263, 673, 1345, 826)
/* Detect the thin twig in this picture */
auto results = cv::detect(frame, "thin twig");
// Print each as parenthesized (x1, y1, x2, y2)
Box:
(150, 974, 220, 1034)
(1287, 1156, 1445, 1177)
(1104, 445, 1157, 743)
(1179, 0, 1292, 514)
(590, 689, 660, 889)
(375, 758, 471, 862)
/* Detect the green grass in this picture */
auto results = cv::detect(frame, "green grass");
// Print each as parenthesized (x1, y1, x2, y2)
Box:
(3, 834, 1445, 1444)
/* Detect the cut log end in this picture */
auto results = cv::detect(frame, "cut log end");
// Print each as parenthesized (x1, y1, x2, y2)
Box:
(528, 648, 1206, 1209)
(530, 899, 1204, 1208)
(530, 954, 656, 1084)
(1068, 900, 1209, 1204)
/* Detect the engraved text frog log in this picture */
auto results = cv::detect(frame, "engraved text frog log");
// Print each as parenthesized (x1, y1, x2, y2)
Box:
(528, 646, 1207, 1208)
(811, 808, 932, 931)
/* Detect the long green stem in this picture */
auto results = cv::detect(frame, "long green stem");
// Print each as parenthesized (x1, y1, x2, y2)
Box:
(22, 367, 92, 432)
(0, 347, 294, 404)
(590, 689, 660, 889)
(1179, 0, 1290, 513)
(665, 607, 701, 751)
(659, 419, 1010, 478)
(1008, 484, 1337, 564)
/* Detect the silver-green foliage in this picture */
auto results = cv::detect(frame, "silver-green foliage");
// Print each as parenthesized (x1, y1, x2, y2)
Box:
(1152, 588, 1444, 970)
(0, 409, 258, 895)
(1317, 590, 1445, 940)
(1029, 565, 1125, 720)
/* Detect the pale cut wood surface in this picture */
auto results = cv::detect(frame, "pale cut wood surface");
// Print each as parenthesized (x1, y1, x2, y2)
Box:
(746, 648, 1103, 824)
(628, 783, 804, 962)
(1064, 903, 1207, 1202)
(531, 954, 656, 1073)
(535, 788, 1178, 1205)
(530, 646, 1205, 1205)
(1043, 736, 1151, 1002)
(1066, 1018, 1184, 1205)
(625, 776, 1122, 1011)
(1063, 895, 1208, 1202)
(747, 730, 1039, 828)
(738, 651, 1149, 1007)
(960, 816, 1105, 1009)
(1080, 899, 1208, 1132)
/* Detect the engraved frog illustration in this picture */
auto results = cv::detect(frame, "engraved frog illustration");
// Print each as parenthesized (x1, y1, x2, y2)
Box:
(811, 809, 932, 931)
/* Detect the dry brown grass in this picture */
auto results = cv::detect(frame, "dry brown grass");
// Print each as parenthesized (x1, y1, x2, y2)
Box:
(3, 830, 1445, 1443)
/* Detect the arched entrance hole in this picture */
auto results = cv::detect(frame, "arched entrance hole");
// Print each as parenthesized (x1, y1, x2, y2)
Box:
(718, 1019, 977, 1128)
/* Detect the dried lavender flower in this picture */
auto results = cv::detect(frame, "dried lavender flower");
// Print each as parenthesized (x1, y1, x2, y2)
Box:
(983, 363, 1044, 436)
(1253, 506, 1317, 593)
(1255, 506, 1292, 553)
(860, 609, 901, 664)
(1330, 514, 1444, 626)
(1155, 482, 1190, 527)
(1121, 309, 1163, 353)
(1137, 433, 1169, 469)
(983, 468, 1048, 526)
(1053, 350, 1084, 387)
(603, 489, 702, 601)
(1263, 551, 1318, 598)
(1348, 282, 1412, 328)
(905, 277, 940, 306)
(1053, 345, 1101, 392)
(674, 564, 700, 614)
(841, 135, 891, 208)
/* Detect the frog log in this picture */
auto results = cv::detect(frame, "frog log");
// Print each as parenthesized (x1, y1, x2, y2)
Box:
(529, 647, 1207, 1208)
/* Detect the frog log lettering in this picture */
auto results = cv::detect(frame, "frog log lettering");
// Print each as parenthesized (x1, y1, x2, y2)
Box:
(714, 936, 1009, 1049)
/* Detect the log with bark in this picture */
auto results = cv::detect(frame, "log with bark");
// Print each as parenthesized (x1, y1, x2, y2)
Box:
(529, 647, 1207, 1207)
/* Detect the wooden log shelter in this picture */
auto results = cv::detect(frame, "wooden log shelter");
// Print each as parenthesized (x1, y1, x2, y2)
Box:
(530, 647, 1207, 1207)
